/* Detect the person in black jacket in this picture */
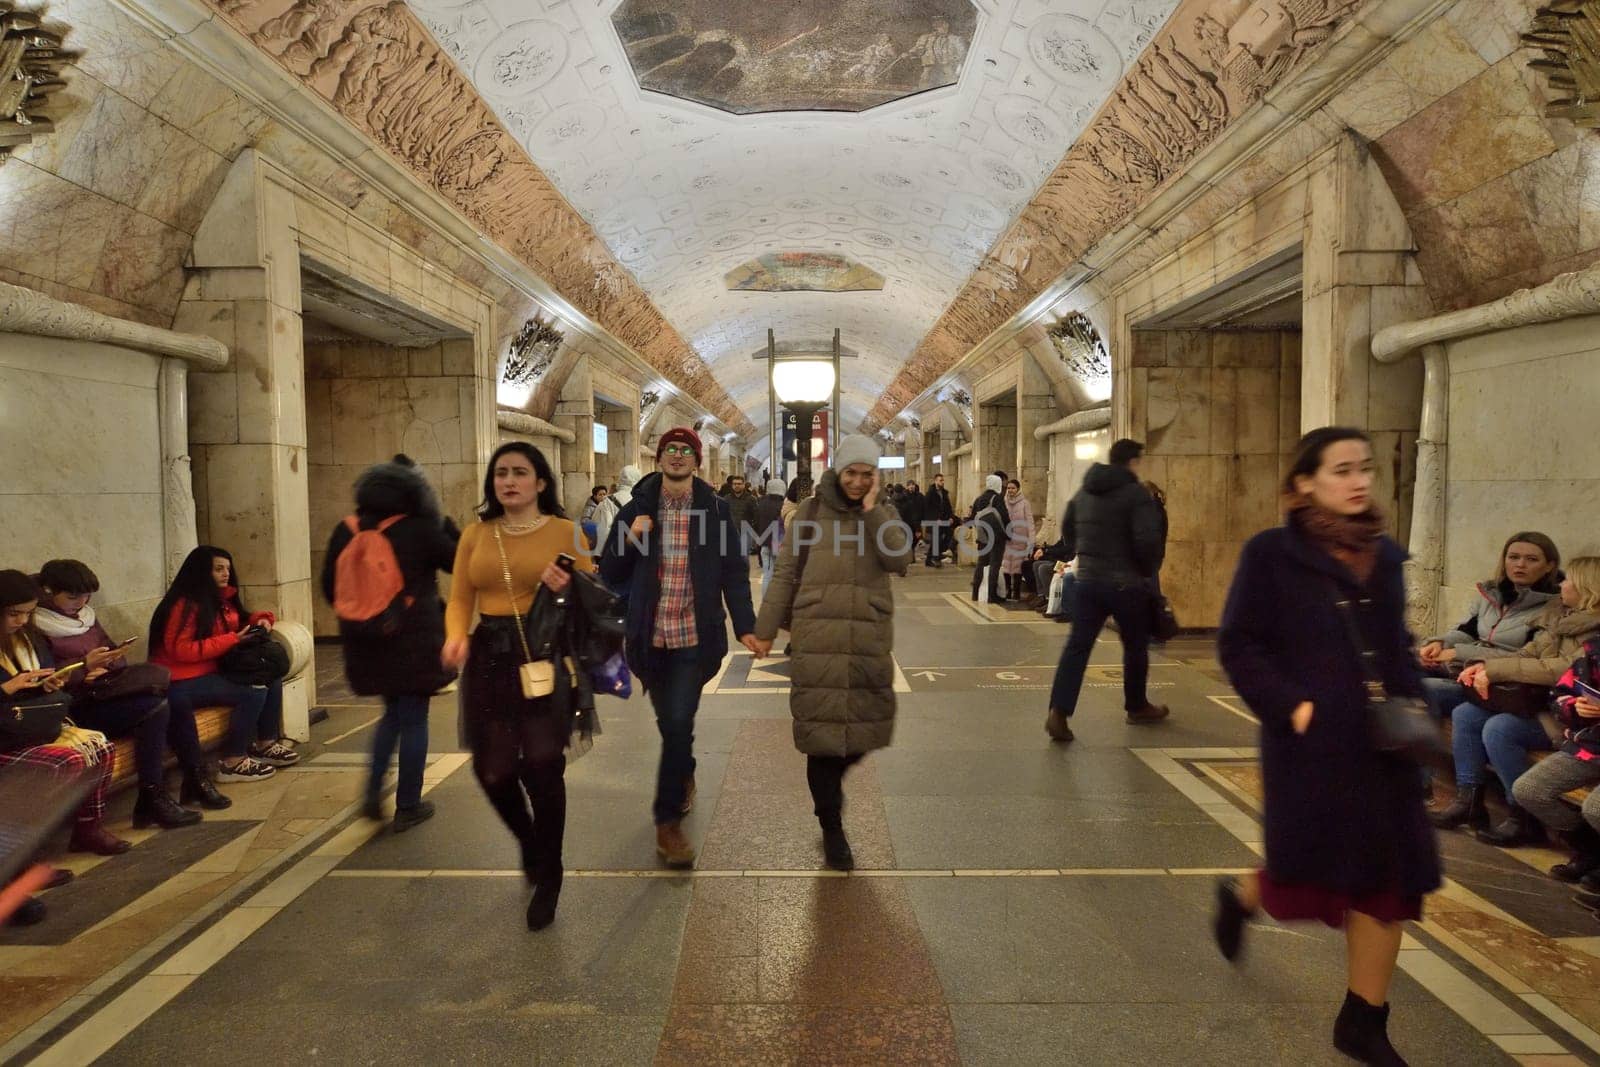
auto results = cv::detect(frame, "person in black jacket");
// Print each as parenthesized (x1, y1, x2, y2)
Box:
(753, 478, 787, 597)
(1212, 427, 1439, 1066)
(968, 474, 1009, 603)
(923, 473, 955, 566)
(598, 427, 759, 868)
(321, 455, 459, 833)
(1044, 439, 1169, 742)
(899, 481, 926, 555)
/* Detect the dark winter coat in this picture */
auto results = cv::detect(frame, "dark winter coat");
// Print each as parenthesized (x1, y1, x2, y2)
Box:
(598, 473, 756, 690)
(924, 484, 954, 524)
(727, 489, 761, 552)
(1059, 463, 1165, 585)
(1218, 524, 1441, 899)
(970, 490, 1008, 567)
(899, 489, 926, 533)
(320, 458, 459, 696)
(754, 492, 786, 549)
(753, 469, 913, 756)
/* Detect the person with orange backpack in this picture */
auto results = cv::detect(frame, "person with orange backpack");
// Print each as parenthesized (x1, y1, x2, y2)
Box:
(321, 455, 459, 832)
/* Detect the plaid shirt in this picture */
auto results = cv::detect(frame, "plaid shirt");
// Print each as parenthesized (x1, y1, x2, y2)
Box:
(652, 489, 698, 648)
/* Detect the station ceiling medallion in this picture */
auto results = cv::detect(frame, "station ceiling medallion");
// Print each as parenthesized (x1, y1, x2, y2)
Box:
(725, 252, 886, 293)
(0, 3, 70, 165)
(611, 0, 978, 114)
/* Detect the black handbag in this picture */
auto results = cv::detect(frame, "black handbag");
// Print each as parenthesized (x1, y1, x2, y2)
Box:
(0, 689, 74, 752)
(1460, 681, 1551, 718)
(1331, 593, 1445, 763)
(83, 662, 171, 702)
(218, 638, 290, 686)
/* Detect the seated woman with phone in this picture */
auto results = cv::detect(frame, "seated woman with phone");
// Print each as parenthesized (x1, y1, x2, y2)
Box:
(34, 559, 204, 827)
(1510, 639, 1600, 888)
(149, 547, 298, 785)
(0, 569, 130, 856)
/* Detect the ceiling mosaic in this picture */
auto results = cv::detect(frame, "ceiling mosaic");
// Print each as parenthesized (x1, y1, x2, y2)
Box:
(611, 0, 979, 115)
(725, 252, 885, 293)
(407, 0, 1179, 438)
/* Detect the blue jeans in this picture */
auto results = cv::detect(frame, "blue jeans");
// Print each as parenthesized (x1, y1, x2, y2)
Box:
(369, 693, 430, 809)
(1450, 700, 1553, 801)
(760, 546, 777, 598)
(167, 674, 283, 759)
(1049, 578, 1152, 715)
(1421, 676, 1462, 722)
(646, 647, 704, 825)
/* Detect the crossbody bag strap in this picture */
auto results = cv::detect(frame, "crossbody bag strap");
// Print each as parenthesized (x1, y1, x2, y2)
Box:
(1327, 579, 1389, 704)
(491, 523, 538, 667)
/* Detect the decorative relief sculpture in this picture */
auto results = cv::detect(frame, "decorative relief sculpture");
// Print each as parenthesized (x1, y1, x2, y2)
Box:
(1524, 0, 1600, 127)
(1048, 312, 1112, 387)
(638, 388, 661, 429)
(204, 0, 752, 438)
(501, 313, 564, 388)
(865, 0, 1366, 430)
(0, 3, 70, 164)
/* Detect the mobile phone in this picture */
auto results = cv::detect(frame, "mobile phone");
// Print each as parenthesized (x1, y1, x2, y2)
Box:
(555, 552, 576, 572)
(1577, 679, 1600, 701)
(42, 660, 85, 684)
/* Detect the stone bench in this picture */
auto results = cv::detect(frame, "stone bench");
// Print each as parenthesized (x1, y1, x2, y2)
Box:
(106, 706, 233, 792)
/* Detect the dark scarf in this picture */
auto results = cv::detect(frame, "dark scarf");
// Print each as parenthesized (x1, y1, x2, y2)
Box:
(1286, 496, 1385, 584)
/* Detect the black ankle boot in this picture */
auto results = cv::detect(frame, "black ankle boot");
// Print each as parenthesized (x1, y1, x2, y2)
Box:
(133, 785, 202, 829)
(180, 770, 232, 811)
(1332, 990, 1407, 1065)
(1212, 879, 1254, 962)
(1476, 805, 1547, 847)
(526, 844, 563, 931)
(1552, 824, 1600, 882)
(1428, 784, 1486, 830)
(820, 818, 854, 871)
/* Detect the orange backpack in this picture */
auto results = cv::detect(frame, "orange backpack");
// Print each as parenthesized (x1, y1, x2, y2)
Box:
(332, 515, 412, 636)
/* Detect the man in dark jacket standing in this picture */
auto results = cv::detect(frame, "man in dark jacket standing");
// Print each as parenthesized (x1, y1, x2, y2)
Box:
(1045, 439, 1169, 743)
(726, 475, 761, 558)
(923, 473, 955, 566)
(900, 481, 926, 555)
(599, 427, 761, 868)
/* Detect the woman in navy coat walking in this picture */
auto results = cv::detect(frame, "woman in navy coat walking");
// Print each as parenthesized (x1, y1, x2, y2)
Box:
(1213, 427, 1440, 1067)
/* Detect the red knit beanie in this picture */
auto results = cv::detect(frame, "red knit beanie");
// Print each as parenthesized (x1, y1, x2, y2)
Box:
(656, 426, 702, 464)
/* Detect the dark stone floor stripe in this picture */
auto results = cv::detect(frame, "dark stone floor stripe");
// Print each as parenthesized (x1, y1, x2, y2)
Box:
(656, 719, 961, 1064)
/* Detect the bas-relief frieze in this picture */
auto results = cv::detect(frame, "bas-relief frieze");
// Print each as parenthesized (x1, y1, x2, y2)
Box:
(0, 2, 71, 164)
(865, 0, 1369, 430)
(207, 0, 751, 437)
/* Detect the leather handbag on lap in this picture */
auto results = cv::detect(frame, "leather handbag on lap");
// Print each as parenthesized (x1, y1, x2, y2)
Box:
(83, 662, 170, 702)
(1331, 592, 1445, 763)
(0, 689, 74, 752)
(1459, 681, 1550, 718)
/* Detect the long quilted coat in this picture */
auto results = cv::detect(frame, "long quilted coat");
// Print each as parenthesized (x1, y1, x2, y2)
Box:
(754, 470, 914, 756)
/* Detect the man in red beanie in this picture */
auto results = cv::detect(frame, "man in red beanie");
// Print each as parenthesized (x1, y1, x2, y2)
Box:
(599, 426, 761, 868)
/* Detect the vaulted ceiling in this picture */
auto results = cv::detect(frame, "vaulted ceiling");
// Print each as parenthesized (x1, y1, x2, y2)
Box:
(412, 0, 1176, 448)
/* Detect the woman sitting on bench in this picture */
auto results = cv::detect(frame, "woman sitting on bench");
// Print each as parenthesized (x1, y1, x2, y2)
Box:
(149, 547, 298, 785)
(1512, 638, 1600, 889)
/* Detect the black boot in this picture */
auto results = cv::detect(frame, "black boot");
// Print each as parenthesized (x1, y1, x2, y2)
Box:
(1428, 783, 1486, 830)
(1212, 879, 1254, 962)
(180, 769, 232, 811)
(1551, 824, 1600, 882)
(524, 761, 566, 930)
(1476, 805, 1547, 847)
(821, 824, 855, 871)
(1332, 990, 1408, 1066)
(132, 785, 202, 829)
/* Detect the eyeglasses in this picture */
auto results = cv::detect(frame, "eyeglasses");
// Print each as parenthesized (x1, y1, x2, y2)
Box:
(661, 445, 696, 457)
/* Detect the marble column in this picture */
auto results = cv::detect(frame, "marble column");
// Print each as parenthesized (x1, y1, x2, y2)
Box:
(554, 360, 595, 516)
(1018, 351, 1056, 532)
(173, 150, 316, 740)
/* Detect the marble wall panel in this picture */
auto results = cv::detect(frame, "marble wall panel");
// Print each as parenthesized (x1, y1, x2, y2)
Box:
(0, 493, 166, 602)
(1144, 366, 1213, 456)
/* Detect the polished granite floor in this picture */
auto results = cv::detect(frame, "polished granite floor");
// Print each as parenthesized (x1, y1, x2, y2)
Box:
(5, 563, 1600, 1064)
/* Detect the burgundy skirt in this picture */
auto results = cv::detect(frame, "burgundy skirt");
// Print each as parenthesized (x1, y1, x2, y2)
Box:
(1258, 870, 1423, 928)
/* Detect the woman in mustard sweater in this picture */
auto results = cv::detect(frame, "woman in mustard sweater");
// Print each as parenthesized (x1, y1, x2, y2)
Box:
(444, 442, 594, 931)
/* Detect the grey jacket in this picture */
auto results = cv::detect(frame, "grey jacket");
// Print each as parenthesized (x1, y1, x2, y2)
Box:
(1428, 581, 1557, 662)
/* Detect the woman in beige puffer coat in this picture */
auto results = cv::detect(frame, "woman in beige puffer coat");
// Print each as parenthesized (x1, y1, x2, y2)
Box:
(753, 436, 913, 870)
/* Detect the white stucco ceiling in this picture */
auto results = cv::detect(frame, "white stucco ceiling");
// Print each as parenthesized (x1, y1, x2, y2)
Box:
(411, 0, 1177, 439)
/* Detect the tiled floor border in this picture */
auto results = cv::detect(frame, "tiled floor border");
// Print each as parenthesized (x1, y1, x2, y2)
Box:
(5, 754, 470, 1067)
(1133, 747, 1597, 1063)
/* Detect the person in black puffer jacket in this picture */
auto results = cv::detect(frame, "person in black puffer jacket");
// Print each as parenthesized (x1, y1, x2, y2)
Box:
(320, 455, 459, 831)
(1044, 438, 1169, 743)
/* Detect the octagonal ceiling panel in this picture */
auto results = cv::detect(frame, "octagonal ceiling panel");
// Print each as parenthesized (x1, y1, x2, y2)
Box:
(413, 0, 1180, 441)
(611, 0, 979, 115)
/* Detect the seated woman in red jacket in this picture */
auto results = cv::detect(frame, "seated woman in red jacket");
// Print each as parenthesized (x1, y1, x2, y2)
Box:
(148, 547, 298, 783)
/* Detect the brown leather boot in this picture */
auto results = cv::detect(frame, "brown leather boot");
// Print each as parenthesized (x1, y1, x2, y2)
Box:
(1125, 704, 1171, 725)
(68, 823, 131, 856)
(656, 821, 696, 869)
(1045, 708, 1075, 744)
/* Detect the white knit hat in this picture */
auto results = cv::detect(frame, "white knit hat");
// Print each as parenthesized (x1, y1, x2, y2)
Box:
(766, 478, 785, 495)
(986, 473, 1004, 494)
(833, 434, 881, 471)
